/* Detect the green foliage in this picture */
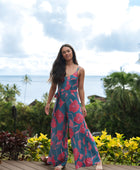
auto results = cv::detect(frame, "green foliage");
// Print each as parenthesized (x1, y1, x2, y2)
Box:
(25, 133, 74, 163)
(25, 133, 50, 161)
(0, 130, 27, 160)
(0, 83, 20, 104)
(0, 71, 140, 141)
(94, 130, 140, 165)
(0, 102, 14, 132)
(0, 99, 53, 138)
(85, 99, 104, 132)
(22, 74, 32, 103)
(100, 71, 140, 138)
(15, 100, 53, 137)
(24, 131, 140, 165)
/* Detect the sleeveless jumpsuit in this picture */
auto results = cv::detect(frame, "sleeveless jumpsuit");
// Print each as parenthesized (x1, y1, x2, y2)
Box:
(47, 67, 101, 169)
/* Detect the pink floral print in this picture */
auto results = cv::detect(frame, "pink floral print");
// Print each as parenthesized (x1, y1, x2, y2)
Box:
(47, 67, 101, 169)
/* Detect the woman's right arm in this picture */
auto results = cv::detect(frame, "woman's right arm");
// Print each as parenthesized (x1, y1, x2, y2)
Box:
(45, 82, 57, 115)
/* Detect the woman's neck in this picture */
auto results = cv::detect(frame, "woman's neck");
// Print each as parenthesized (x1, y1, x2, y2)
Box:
(66, 60, 74, 66)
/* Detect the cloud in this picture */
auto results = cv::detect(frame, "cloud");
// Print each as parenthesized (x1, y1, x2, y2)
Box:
(34, 0, 68, 40)
(86, 29, 140, 52)
(33, 0, 85, 50)
(0, 0, 140, 75)
(0, 0, 26, 58)
(66, 0, 140, 52)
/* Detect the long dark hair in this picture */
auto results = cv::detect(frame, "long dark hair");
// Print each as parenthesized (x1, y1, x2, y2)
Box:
(49, 44, 78, 84)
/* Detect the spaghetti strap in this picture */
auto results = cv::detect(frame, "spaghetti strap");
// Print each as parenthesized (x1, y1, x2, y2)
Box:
(76, 66, 80, 71)
(48, 65, 101, 168)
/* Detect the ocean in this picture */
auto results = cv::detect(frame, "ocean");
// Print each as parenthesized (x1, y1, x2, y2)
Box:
(0, 75, 106, 105)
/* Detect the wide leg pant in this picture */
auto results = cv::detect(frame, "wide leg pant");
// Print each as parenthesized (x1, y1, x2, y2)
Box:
(47, 92, 101, 169)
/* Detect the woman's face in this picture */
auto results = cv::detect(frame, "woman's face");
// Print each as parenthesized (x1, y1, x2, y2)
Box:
(61, 46, 73, 61)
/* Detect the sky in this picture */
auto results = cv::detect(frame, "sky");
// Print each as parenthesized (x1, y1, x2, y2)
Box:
(0, 0, 140, 76)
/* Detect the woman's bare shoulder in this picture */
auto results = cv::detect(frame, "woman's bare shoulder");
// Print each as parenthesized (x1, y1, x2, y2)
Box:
(78, 66, 85, 75)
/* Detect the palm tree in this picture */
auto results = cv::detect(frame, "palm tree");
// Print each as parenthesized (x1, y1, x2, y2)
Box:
(103, 71, 139, 97)
(42, 92, 48, 104)
(13, 84, 20, 95)
(1, 84, 20, 103)
(22, 74, 32, 104)
(42, 92, 56, 104)
(102, 71, 140, 137)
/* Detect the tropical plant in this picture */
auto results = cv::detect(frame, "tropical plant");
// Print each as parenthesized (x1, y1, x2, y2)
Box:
(0, 83, 20, 104)
(0, 130, 27, 160)
(22, 74, 32, 104)
(85, 99, 104, 133)
(101, 71, 140, 138)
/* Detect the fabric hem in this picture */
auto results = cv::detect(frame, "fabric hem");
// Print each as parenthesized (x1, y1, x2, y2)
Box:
(75, 160, 101, 169)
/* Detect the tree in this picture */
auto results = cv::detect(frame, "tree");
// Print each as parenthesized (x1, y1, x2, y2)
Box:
(101, 71, 140, 138)
(22, 74, 32, 104)
(42, 92, 56, 104)
(0, 83, 20, 104)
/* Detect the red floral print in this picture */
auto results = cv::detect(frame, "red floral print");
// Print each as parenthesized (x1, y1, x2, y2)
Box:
(74, 113, 83, 124)
(69, 119, 73, 127)
(48, 155, 55, 166)
(95, 145, 98, 152)
(62, 137, 68, 149)
(56, 141, 62, 145)
(65, 80, 71, 90)
(56, 130, 63, 140)
(51, 118, 57, 128)
(79, 154, 83, 159)
(58, 152, 65, 161)
(59, 98, 64, 107)
(73, 148, 79, 161)
(88, 142, 92, 150)
(85, 157, 93, 166)
(73, 137, 76, 145)
(76, 161, 83, 169)
(85, 147, 87, 155)
(69, 100, 80, 112)
(78, 140, 81, 149)
(55, 109, 64, 124)
(73, 71, 78, 77)
(48, 67, 101, 168)
(69, 127, 74, 138)
(83, 137, 85, 145)
(50, 141, 53, 146)
(89, 132, 95, 142)
(80, 123, 85, 133)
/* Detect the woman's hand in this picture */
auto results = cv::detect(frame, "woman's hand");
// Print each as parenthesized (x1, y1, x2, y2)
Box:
(81, 106, 87, 117)
(45, 103, 50, 115)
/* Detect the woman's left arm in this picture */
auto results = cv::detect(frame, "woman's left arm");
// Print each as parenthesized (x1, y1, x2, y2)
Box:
(78, 67, 87, 117)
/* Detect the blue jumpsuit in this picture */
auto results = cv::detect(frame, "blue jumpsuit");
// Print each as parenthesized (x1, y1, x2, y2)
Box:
(47, 67, 101, 169)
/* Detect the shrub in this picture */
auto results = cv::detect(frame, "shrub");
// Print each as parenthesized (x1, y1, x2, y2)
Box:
(0, 130, 27, 160)
(25, 133, 50, 161)
(94, 130, 140, 165)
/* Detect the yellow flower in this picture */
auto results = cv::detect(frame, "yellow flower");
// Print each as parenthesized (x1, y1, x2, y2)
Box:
(100, 130, 107, 140)
(115, 132, 123, 139)
(124, 152, 129, 158)
(124, 140, 138, 150)
(115, 153, 119, 157)
(94, 136, 99, 143)
(130, 141, 138, 150)
(96, 140, 105, 147)
(124, 140, 129, 147)
(106, 135, 112, 141)
(135, 137, 140, 141)
(38, 133, 47, 141)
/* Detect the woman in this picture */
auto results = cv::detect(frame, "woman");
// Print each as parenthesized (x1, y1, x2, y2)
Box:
(44, 44, 103, 170)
